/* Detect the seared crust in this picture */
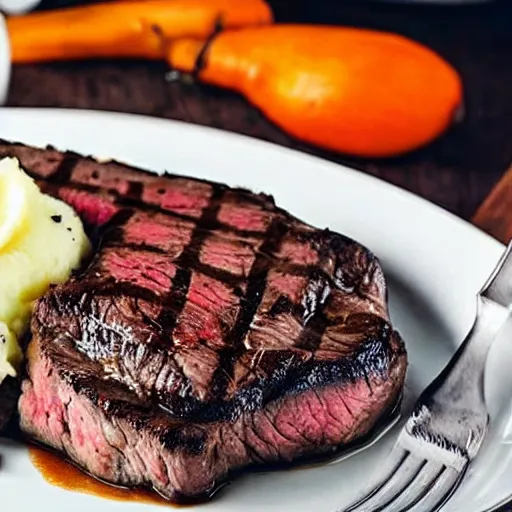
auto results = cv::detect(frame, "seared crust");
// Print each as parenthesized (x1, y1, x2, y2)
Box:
(0, 140, 407, 502)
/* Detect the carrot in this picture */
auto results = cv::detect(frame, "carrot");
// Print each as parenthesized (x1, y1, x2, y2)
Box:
(7, 0, 272, 63)
(167, 25, 463, 158)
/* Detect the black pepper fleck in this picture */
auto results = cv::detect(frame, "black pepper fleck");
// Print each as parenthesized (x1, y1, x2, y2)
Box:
(51, 215, 62, 223)
(67, 227, 72, 232)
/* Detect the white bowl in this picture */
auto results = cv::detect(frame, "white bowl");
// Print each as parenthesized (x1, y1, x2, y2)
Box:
(0, 0, 40, 14)
(0, 15, 10, 106)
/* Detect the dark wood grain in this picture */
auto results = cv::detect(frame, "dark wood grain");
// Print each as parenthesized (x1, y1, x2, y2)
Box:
(6, 0, 512, 225)
(473, 164, 512, 243)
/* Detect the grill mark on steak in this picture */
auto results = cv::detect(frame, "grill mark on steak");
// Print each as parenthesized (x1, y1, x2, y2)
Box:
(50, 151, 80, 183)
(295, 314, 329, 352)
(0, 139, 302, 243)
(177, 185, 225, 266)
(64, 279, 165, 306)
(41, 175, 270, 240)
(126, 181, 144, 202)
(100, 209, 136, 238)
(157, 268, 191, 339)
(110, 241, 245, 288)
(212, 217, 290, 400)
(105, 235, 350, 295)
(294, 266, 333, 353)
(232, 217, 290, 347)
(155, 185, 225, 336)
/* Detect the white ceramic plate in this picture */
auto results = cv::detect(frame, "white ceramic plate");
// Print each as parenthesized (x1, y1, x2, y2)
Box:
(0, 107, 511, 512)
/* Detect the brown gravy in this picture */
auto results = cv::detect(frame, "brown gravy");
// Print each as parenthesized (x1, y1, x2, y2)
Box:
(29, 446, 171, 507)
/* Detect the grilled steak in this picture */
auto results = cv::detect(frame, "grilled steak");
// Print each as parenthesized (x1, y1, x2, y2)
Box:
(0, 140, 407, 502)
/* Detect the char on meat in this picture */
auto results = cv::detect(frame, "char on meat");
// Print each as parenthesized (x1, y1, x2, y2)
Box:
(0, 140, 407, 502)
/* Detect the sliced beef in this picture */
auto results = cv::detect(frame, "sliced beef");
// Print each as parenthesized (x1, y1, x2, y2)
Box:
(0, 140, 407, 502)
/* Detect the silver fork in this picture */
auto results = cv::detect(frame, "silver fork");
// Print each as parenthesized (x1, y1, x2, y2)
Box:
(341, 240, 512, 512)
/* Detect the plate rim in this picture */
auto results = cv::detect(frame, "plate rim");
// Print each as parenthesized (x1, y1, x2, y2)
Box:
(0, 106, 508, 512)
(0, 106, 504, 255)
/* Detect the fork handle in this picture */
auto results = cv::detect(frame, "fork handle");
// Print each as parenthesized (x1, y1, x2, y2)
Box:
(480, 241, 512, 307)
(417, 294, 509, 421)
(418, 242, 512, 409)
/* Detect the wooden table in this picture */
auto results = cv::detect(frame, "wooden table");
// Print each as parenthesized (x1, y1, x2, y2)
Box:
(7, 0, 512, 223)
(5, 0, 512, 509)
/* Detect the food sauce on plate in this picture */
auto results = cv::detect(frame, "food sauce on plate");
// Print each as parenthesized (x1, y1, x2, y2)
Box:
(29, 446, 171, 507)
(27, 398, 403, 507)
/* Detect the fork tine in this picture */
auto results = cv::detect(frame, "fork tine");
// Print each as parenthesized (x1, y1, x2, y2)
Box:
(406, 466, 464, 512)
(343, 448, 409, 511)
(345, 452, 426, 512)
(378, 460, 445, 512)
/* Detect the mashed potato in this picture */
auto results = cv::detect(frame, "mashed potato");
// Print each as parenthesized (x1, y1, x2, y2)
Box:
(0, 157, 91, 383)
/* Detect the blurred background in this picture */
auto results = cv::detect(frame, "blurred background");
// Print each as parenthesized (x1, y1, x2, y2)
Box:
(3, 0, 512, 225)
